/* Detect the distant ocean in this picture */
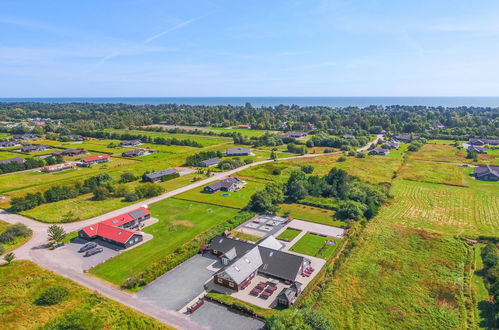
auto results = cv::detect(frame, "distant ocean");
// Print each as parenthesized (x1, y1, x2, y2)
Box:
(1, 97, 499, 107)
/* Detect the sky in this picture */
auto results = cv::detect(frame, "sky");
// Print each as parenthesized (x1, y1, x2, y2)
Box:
(1, 0, 499, 97)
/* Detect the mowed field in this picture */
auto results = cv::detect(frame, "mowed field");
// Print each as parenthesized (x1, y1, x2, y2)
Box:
(0, 260, 169, 329)
(90, 198, 240, 285)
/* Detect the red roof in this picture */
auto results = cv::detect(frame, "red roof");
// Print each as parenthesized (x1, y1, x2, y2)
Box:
(82, 154, 110, 162)
(80, 207, 150, 244)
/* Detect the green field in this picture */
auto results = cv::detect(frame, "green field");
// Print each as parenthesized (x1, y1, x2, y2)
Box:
(21, 174, 199, 223)
(174, 178, 266, 209)
(290, 233, 338, 259)
(0, 260, 169, 329)
(90, 198, 240, 285)
(398, 159, 469, 186)
(313, 222, 471, 329)
(276, 228, 302, 241)
(0, 151, 28, 160)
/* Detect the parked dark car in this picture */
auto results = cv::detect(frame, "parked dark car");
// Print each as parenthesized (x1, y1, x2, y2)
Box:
(84, 247, 103, 257)
(78, 242, 97, 253)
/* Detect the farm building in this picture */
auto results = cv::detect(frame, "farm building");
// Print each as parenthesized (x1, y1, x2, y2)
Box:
(226, 147, 251, 156)
(467, 145, 488, 154)
(122, 148, 155, 157)
(120, 139, 143, 147)
(0, 141, 19, 148)
(277, 282, 302, 307)
(79, 154, 110, 167)
(473, 165, 499, 181)
(369, 147, 390, 156)
(144, 168, 179, 182)
(52, 148, 86, 157)
(394, 134, 419, 143)
(283, 131, 307, 138)
(469, 138, 499, 146)
(21, 144, 50, 153)
(41, 163, 76, 173)
(209, 235, 307, 292)
(203, 177, 245, 193)
(199, 157, 220, 167)
(78, 207, 150, 248)
(0, 156, 26, 165)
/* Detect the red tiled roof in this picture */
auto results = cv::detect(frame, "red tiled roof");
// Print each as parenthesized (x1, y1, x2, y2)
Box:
(82, 154, 110, 162)
(80, 207, 150, 244)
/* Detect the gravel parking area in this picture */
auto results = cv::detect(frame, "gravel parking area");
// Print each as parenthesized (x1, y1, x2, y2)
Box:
(137, 254, 217, 311)
(50, 237, 120, 271)
(190, 301, 264, 330)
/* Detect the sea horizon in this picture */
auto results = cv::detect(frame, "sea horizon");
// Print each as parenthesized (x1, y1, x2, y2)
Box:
(1, 96, 499, 107)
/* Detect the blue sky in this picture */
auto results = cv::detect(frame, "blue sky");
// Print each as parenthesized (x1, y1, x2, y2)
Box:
(1, 0, 499, 97)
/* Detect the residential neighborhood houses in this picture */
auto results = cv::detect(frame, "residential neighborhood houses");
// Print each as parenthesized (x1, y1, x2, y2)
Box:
(79, 207, 151, 249)
(13, 133, 38, 140)
(0, 140, 20, 148)
(381, 140, 399, 149)
(469, 138, 499, 146)
(394, 134, 419, 143)
(369, 147, 390, 156)
(21, 144, 51, 153)
(472, 165, 499, 181)
(143, 168, 179, 182)
(467, 145, 488, 154)
(0, 156, 26, 165)
(79, 154, 110, 167)
(226, 147, 252, 156)
(203, 177, 245, 193)
(41, 162, 77, 173)
(282, 131, 307, 138)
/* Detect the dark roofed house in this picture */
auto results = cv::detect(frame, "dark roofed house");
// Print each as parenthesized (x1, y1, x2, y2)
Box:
(122, 148, 155, 157)
(277, 282, 302, 307)
(473, 165, 499, 181)
(0, 156, 26, 165)
(467, 145, 488, 154)
(208, 235, 308, 293)
(120, 139, 142, 147)
(469, 138, 499, 146)
(52, 148, 85, 157)
(369, 147, 390, 156)
(0, 141, 19, 148)
(144, 168, 179, 182)
(21, 144, 51, 153)
(283, 131, 307, 138)
(226, 147, 251, 156)
(203, 177, 244, 193)
(394, 134, 419, 143)
(382, 140, 399, 149)
(199, 157, 220, 167)
(78, 207, 150, 248)
(13, 133, 38, 140)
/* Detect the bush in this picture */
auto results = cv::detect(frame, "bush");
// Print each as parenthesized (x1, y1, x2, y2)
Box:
(0, 223, 31, 244)
(272, 168, 281, 175)
(244, 158, 253, 165)
(355, 152, 366, 158)
(119, 172, 137, 183)
(300, 164, 314, 174)
(0, 244, 4, 255)
(337, 156, 347, 162)
(35, 286, 69, 306)
(124, 193, 139, 202)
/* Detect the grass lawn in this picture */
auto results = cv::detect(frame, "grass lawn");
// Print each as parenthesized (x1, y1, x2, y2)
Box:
(300, 195, 338, 209)
(90, 198, 240, 285)
(472, 244, 496, 329)
(0, 260, 169, 329)
(21, 173, 199, 222)
(398, 159, 469, 186)
(278, 203, 344, 227)
(0, 220, 32, 255)
(290, 233, 338, 259)
(174, 177, 266, 209)
(230, 230, 261, 242)
(0, 151, 29, 160)
(276, 228, 302, 241)
(380, 179, 499, 237)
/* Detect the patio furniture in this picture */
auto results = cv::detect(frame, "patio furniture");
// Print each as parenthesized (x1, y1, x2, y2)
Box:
(260, 291, 271, 299)
(265, 286, 277, 293)
(250, 288, 262, 296)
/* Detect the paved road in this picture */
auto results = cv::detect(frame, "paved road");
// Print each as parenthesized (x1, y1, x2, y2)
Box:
(0, 149, 344, 329)
(356, 134, 383, 152)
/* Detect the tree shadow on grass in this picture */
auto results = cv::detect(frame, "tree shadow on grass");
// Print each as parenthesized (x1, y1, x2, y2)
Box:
(477, 300, 496, 329)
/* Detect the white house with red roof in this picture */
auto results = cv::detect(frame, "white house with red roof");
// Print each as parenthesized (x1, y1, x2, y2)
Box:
(79, 154, 110, 167)
(78, 207, 150, 248)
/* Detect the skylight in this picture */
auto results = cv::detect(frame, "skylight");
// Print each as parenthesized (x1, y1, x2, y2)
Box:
(234, 266, 240, 271)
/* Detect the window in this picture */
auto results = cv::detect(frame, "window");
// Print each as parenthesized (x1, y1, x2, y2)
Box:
(217, 278, 222, 284)
(229, 282, 234, 288)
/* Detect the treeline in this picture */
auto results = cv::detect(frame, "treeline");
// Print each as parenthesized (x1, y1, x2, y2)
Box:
(247, 167, 390, 221)
(1, 103, 496, 138)
(0, 155, 63, 175)
(78, 131, 203, 148)
(185, 151, 223, 166)
(307, 131, 370, 150)
(218, 157, 253, 170)
(481, 242, 499, 315)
